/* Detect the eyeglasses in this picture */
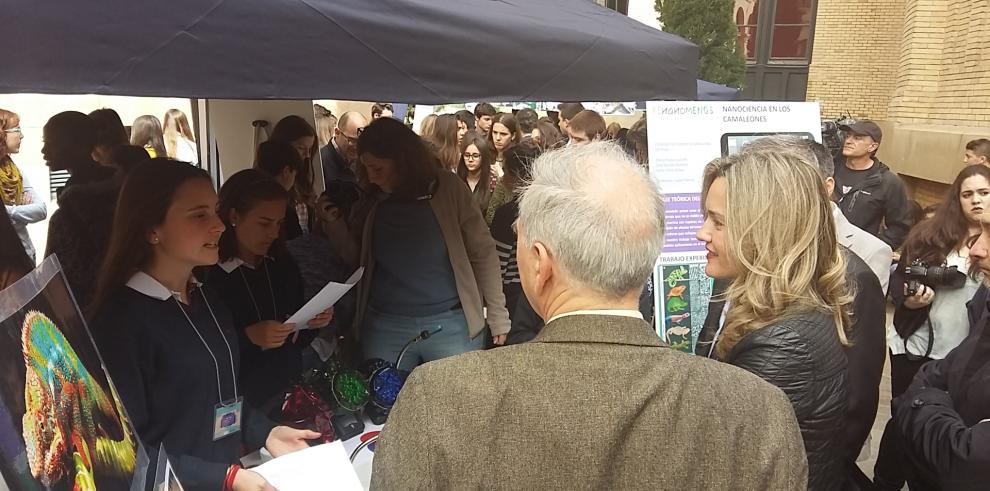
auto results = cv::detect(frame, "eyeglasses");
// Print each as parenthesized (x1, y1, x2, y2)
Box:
(340, 127, 364, 144)
(4, 127, 21, 134)
(463, 153, 482, 160)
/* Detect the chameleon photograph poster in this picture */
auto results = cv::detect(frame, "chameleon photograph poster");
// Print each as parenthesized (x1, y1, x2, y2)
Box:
(0, 256, 145, 491)
(646, 101, 822, 353)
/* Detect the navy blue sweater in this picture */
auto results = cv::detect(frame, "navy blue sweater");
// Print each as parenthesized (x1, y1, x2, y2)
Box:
(92, 280, 275, 491)
(204, 252, 311, 410)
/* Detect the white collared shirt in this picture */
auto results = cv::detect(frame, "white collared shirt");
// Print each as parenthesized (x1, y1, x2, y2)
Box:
(546, 309, 644, 325)
(217, 256, 271, 274)
(126, 271, 202, 301)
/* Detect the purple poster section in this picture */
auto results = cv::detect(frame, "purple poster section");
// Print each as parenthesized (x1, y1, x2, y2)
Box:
(662, 193, 706, 254)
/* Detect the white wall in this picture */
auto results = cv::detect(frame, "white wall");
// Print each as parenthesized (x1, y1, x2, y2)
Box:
(628, 0, 662, 30)
(206, 99, 319, 183)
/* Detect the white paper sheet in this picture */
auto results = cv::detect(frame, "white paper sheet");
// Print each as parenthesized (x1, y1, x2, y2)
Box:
(252, 441, 363, 491)
(286, 268, 363, 329)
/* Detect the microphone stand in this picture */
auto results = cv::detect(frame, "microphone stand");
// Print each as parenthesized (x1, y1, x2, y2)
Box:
(395, 327, 442, 370)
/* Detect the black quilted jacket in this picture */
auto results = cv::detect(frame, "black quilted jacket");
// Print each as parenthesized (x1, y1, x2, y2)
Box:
(726, 311, 849, 491)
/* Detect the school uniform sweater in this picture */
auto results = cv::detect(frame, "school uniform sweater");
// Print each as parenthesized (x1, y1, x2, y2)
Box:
(92, 273, 275, 491)
(204, 252, 312, 410)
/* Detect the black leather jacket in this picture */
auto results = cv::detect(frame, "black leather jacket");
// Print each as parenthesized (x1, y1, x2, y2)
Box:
(726, 311, 849, 491)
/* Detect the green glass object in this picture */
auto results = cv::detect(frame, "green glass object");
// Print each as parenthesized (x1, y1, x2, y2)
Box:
(332, 369, 369, 412)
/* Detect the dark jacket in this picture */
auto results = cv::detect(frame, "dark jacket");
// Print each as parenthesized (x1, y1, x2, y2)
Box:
(320, 142, 355, 188)
(840, 250, 887, 469)
(45, 175, 118, 309)
(93, 282, 275, 491)
(893, 292, 990, 490)
(725, 311, 849, 491)
(695, 250, 883, 483)
(833, 159, 914, 249)
(204, 252, 311, 410)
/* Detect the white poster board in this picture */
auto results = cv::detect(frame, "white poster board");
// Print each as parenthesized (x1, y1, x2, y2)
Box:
(646, 101, 822, 352)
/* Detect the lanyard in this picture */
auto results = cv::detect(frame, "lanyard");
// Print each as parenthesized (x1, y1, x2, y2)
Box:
(239, 258, 278, 323)
(173, 288, 238, 402)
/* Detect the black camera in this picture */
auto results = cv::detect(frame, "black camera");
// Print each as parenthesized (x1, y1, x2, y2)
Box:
(821, 114, 856, 160)
(904, 259, 968, 297)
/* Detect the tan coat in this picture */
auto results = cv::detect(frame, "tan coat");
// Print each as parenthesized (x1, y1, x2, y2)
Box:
(371, 315, 808, 490)
(354, 170, 510, 338)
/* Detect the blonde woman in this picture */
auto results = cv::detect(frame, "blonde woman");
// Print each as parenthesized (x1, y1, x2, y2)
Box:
(162, 109, 199, 164)
(696, 150, 852, 491)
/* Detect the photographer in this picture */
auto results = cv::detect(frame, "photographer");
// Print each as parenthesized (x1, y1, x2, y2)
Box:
(874, 164, 990, 489)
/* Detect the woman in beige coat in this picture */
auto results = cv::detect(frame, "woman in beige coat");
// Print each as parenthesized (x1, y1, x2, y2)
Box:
(352, 117, 509, 370)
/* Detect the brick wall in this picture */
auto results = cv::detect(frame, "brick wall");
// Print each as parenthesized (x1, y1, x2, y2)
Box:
(806, 0, 907, 120)
(887, 0, 990, 125)
(808, 0, 990, 196)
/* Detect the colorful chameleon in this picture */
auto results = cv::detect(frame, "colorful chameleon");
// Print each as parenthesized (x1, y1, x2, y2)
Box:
(666, 296, 689, 313)
(21, 311, 136, 490)
(664, 266, 689, 288)
(666, 285, 687, 299)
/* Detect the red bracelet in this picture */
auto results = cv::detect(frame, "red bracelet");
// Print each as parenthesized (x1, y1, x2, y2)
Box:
(223, 464, 241, 491)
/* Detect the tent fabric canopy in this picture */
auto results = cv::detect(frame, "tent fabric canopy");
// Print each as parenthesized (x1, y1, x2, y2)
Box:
(5, 0, 698, 103)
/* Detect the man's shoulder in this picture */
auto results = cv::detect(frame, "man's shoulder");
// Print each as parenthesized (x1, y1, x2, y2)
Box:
(407, 341, 789, 409)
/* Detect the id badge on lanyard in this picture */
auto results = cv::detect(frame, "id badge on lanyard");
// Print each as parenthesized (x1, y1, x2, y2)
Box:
(213, 396, 244, 441)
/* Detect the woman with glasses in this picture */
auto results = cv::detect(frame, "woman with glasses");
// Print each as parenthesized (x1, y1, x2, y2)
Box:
(0, 109, 46, 263)
(456, 131, 497, 213)
(873, 164, 990, 489)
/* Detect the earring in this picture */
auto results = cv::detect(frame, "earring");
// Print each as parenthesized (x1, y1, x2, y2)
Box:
(232, 223, 237, 228)
(152, 236, 160, 244)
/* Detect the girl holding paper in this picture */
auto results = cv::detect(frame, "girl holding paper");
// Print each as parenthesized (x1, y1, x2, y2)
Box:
(205, 169, 332, 417)
(90, 160, 318, 491)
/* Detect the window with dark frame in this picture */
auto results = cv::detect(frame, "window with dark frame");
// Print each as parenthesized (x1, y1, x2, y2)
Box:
(733, 0, 760, 61)
(769, 0, 812, 60)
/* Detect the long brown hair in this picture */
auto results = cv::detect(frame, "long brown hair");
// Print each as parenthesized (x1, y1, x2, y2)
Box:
(130, 115, 167, 157)
(163, 109, 196, 159)
(456, 131, 495, 203)
(270, 115, 318, 206)
(901, 164, 990, 266)
(89, 159, 213, 318)
(217, 169, 288, 262)
(431, 114, 460, 171)
(358, 117, 438, 199)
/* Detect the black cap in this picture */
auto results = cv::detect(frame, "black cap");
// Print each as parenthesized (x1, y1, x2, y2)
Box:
(839, 120, 882, 144)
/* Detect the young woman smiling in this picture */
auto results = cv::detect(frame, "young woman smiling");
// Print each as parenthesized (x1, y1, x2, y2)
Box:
(90, 160, 318, 491)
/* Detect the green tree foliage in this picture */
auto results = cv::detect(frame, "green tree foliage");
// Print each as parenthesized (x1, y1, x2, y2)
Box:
(657, 0, 746, 88)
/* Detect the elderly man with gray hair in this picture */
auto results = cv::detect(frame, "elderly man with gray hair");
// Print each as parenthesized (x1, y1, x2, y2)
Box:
(370, 142, 808, 490)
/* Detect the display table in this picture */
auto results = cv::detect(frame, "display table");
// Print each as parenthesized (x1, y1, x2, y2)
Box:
(340, 418, 383, 490)
(241, 417, 383, 490)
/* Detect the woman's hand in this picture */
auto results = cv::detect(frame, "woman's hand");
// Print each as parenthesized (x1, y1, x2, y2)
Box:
(231, 470, 277, 491)
(307, 308, 334, 329)
(244, 321, 296, 349)
(904, 284, 936, 309)
(492, 334, 506, 346)
(266, 426, 321, 458)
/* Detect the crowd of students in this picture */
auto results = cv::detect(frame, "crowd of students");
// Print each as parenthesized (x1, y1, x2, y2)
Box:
(1, 101, 988, 490)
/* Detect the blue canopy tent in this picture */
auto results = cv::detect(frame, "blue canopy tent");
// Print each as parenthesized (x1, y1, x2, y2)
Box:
(3, 0, 698, 103)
